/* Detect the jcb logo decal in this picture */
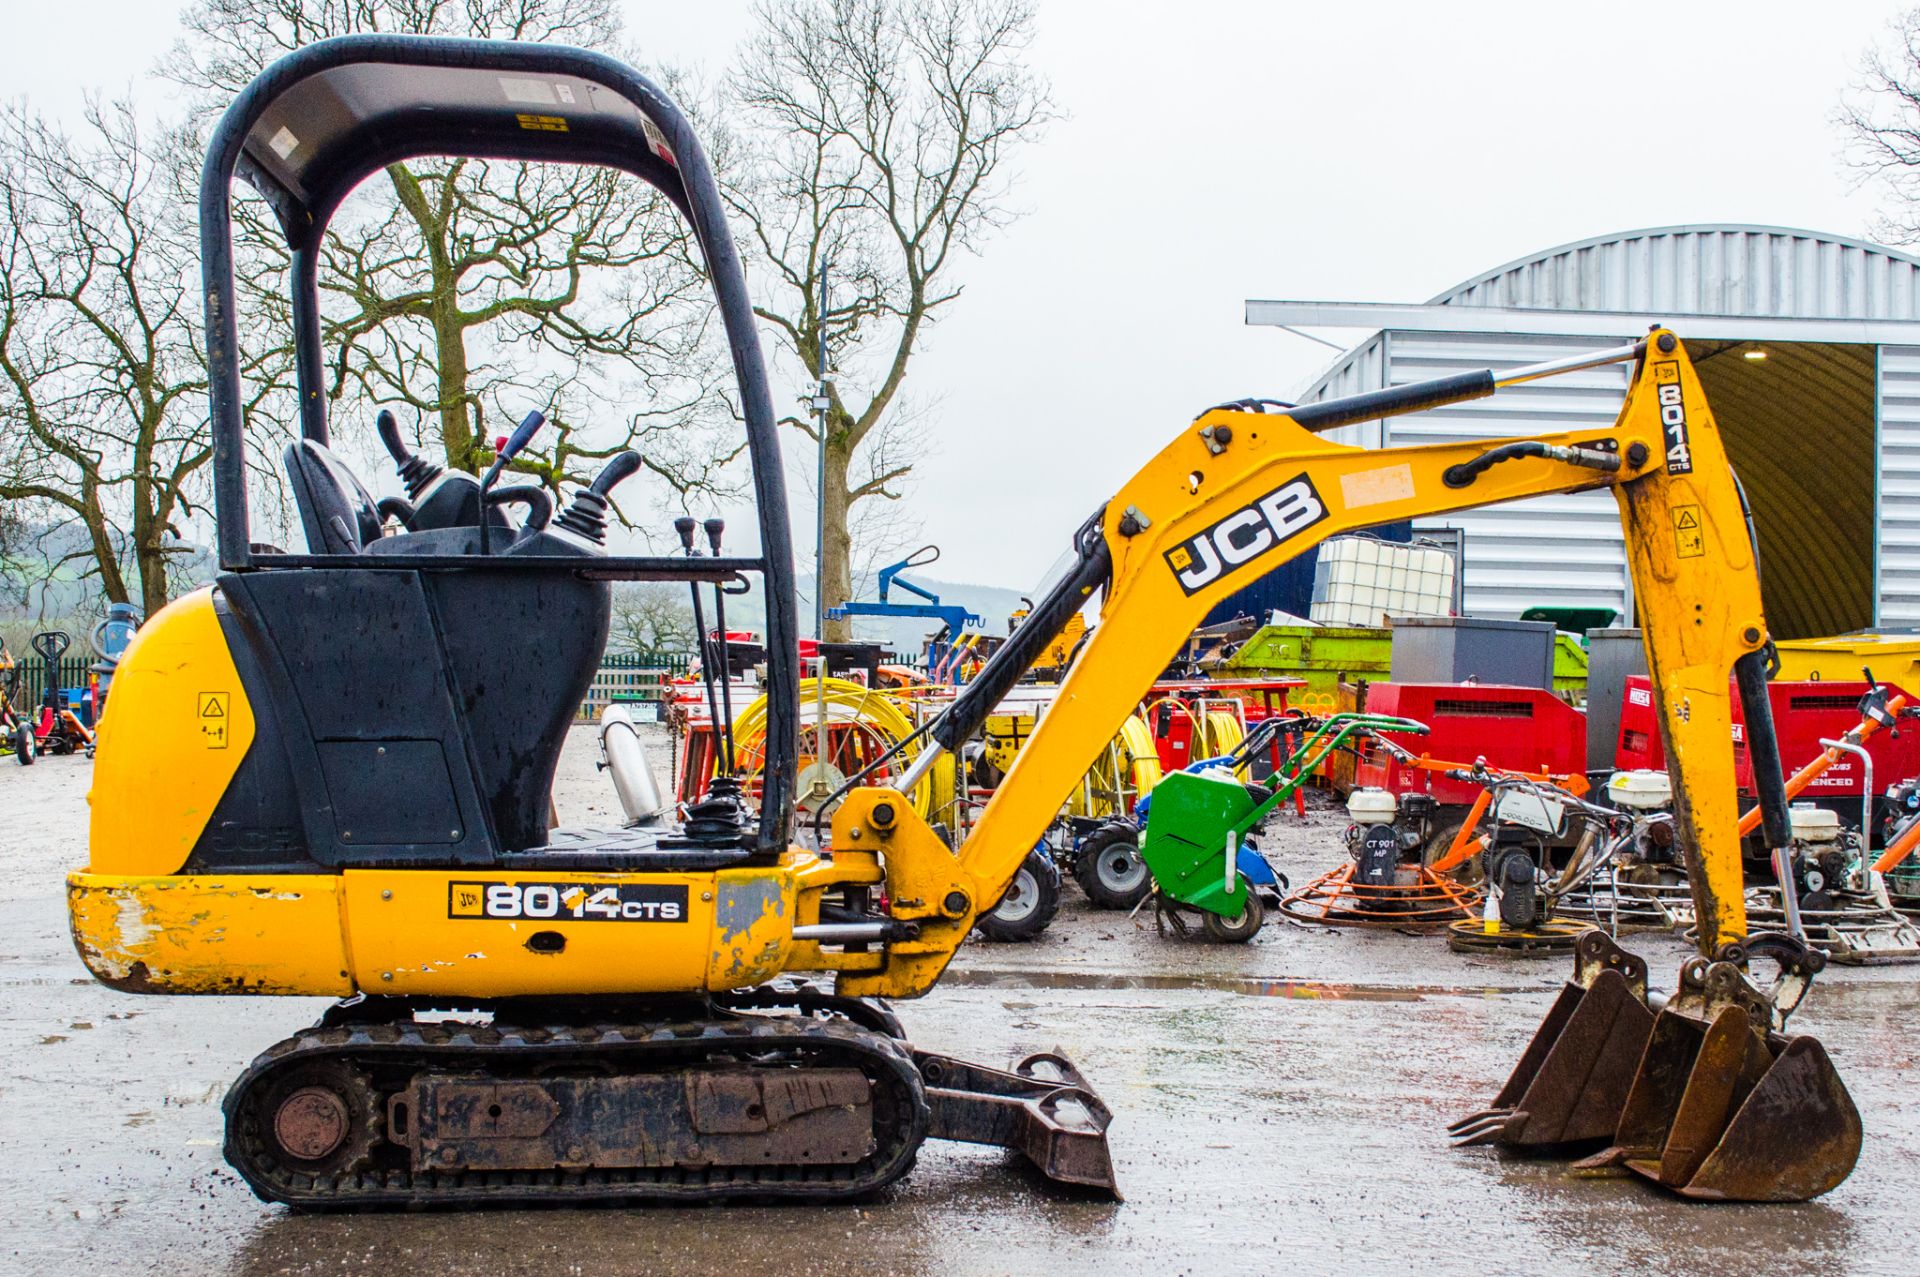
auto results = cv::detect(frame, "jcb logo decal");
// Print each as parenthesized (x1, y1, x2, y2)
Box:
(1653, 361, 1693, 475)
(1164, 474, 1329, 596)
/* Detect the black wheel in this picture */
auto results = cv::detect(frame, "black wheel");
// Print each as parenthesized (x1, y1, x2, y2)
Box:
(977, 848, 1062, 942)
(1422, 810, 1484, 887)
(1202, 890, 1265, 943)
(13, 724, 33, 765)
(1075, 822, 1151, 910)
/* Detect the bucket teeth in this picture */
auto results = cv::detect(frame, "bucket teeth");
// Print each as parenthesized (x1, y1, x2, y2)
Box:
(1456, 932, 1862, 1202)
(1450, 933, 1654, 1151)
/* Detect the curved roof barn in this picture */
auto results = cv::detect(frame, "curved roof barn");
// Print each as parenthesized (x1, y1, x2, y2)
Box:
(1252, 225, 1920, 638)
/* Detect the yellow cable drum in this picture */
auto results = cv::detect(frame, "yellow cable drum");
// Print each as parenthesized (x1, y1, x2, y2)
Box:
(732, 676, 954, 821)
(1066, 711, 1165, 821)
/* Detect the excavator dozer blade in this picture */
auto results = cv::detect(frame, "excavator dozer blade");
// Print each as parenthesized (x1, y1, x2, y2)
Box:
(913, 1048, 1120, 1197)
(1574, 954, 1862, 1202)
(1449, 931, 1653, 1149)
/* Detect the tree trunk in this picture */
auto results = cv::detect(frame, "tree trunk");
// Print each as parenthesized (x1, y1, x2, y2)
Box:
(432, 298, 476, 472)
(135, 525, 170, 618)
(78, 492, 131, 607)
(819, 433, 856, 643)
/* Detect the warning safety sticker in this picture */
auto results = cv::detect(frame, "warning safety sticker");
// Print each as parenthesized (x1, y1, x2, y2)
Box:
(1671, 505, 1705, 559)
(197, 692, 230, 748)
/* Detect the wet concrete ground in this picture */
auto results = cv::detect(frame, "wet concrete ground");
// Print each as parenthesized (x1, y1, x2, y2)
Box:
(6, 726, 1920, 1276)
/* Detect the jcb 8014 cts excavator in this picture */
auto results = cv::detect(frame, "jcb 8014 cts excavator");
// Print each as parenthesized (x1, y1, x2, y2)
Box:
(70, 35, 1858, 1206)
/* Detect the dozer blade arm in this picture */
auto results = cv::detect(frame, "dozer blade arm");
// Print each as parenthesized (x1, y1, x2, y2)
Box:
(841, 330, 1776, 999)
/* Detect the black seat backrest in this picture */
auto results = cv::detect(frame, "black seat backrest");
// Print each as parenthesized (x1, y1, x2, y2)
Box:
(284, 440, 383, 554)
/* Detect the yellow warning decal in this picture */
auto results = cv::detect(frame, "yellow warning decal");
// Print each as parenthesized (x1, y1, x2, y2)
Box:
(1672, 505, 1705, 559)
(515, 113, 569, 132)
(197, 692, 230, 748)
(1167, 546, 1193, 571)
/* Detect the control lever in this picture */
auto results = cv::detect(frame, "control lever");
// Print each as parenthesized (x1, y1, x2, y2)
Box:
(483, 484, 553, 536)
(1860, 666, 1895, 733)
(377, 410, 443, 499)
(553, 451, 642, 545)
(677, 516, 727, 777)
(478, 410, 546, 555)
(704, 517, 737, 776)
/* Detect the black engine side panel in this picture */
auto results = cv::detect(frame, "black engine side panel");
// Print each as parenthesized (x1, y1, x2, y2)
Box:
(188, 566, 608, 872)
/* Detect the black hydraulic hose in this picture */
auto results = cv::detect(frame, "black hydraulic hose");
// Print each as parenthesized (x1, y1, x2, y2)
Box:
(1442, 441, 1622, 489)
(711, 580, 737, 775)
(1736, 648, 1792, 851)
(808, 716, 938, 851)
(800, 508, 1110, 846)
(930, 509, 1112, 753)
(1728, 468, 1790, 850)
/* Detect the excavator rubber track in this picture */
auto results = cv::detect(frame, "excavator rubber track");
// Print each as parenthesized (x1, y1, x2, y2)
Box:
(223, 1012, 930, 1208)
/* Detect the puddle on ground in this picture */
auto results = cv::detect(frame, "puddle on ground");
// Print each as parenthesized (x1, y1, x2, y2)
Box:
(941, 967, 1537, 1001)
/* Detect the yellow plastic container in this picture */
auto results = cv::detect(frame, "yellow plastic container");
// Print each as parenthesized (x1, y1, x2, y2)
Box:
(1773, 633, 1920, 688)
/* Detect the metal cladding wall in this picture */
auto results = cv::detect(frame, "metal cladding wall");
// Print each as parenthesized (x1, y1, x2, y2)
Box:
(1880, 347, 1920, 625)
(1286, 226, 1920, 629)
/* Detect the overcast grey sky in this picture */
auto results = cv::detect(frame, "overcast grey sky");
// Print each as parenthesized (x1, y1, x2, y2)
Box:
(2, 1, 1905, 588)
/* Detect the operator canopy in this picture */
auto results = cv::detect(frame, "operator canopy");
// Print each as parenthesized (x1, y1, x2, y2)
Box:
(224, 42, 693, 245)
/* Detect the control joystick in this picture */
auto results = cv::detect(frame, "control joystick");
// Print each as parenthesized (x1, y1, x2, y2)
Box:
(553, 450, 644, 545)
(377, 409, 443, 500)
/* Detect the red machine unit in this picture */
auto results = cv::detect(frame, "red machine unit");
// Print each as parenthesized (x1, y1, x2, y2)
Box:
(1616, 676, 1920, 799)
(1350, 683, 1587, 805)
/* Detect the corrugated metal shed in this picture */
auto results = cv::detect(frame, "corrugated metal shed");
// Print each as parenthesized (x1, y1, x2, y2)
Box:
(1434, 225, 1920, 318)
(1282, 225, 1920, 633)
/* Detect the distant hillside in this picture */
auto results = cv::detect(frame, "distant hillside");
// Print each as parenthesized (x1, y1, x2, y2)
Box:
(726, 573, 1038, 656)
(0, 522, 216, 621)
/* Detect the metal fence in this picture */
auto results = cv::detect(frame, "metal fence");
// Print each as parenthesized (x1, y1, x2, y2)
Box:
(578, 650, 692, 722)
(5, 655, 94, 713)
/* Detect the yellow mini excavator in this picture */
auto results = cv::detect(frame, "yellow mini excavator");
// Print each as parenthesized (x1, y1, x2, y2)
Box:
(70, 34, 1858, 1207)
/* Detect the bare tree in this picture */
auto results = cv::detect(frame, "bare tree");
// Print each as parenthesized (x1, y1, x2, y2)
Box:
(721, 0, 1052, 639)
(170, 0, 743, 511)
(609, 582, 698, 654)
(1842, 11, 1920, 243)
(0, 100, 210, 617)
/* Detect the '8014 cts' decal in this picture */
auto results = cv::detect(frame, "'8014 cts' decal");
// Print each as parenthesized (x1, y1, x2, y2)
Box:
(1164, 473, 1329, 596)
(449, 881, 688, 921)
(1653, 361, 1693, 475)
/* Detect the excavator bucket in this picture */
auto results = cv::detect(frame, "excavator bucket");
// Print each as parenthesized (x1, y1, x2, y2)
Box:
(1571, 944, 1861, 1201)
(1449, 930, 1655, 1148)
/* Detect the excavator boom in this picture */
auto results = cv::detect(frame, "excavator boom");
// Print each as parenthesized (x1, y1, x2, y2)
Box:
(834, 328, 1859, 1202)
(843, 330, 1776, 999)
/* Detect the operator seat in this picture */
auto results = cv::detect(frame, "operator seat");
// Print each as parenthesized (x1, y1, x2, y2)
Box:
(284, 439, 383, 554)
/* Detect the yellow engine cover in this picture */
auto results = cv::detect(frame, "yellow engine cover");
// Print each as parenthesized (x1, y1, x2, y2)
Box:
(87, 588, 255, 877)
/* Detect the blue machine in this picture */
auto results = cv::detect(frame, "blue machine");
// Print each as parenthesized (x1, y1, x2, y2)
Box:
(824, 546, 983, 681)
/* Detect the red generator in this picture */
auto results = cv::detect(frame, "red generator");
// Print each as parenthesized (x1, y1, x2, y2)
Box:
(1350, 682, 1587, 806)
(1615, 676, 1920, 841)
